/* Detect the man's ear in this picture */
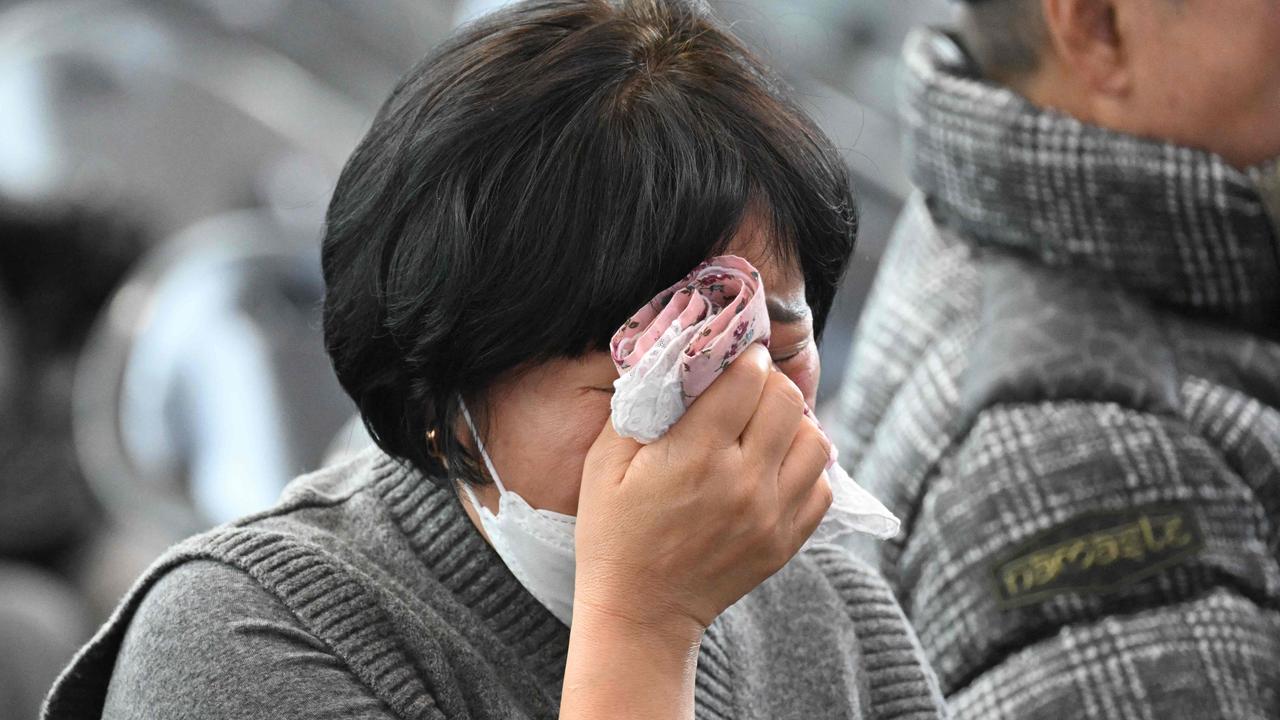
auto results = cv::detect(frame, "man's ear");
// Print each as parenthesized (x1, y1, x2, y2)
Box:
(1041, 0, 1132, 97)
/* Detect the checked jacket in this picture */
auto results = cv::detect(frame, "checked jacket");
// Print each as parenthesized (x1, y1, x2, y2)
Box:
(831, 28, 1280, 720)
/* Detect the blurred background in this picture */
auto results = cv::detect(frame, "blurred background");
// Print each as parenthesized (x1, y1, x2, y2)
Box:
(0, 0, 950, 715)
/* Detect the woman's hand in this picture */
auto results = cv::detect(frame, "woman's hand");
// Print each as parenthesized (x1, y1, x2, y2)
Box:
(560, 343, 833, 719)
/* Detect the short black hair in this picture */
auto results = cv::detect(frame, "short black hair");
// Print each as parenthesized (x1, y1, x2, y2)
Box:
(322, 0, 858, 485)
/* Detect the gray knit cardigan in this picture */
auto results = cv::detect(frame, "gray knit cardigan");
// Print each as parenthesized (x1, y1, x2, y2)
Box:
(44, 447, 947, 719)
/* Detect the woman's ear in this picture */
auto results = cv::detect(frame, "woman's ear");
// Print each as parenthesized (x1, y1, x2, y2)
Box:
(1041, 0, 1133, 98)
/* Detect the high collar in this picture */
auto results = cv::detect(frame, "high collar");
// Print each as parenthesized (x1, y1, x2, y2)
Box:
(900, 28, 1280, 331)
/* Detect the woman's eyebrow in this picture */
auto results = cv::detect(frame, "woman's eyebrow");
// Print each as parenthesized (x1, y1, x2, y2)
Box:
(765, 296, 810, 325)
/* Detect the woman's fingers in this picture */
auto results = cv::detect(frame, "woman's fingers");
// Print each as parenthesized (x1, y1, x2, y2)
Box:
(792, 471, 834, 542)
(673, 344, 771, 449)
(585, 415, 646, 487)
(777, 421, 832, 509)
(576, 342, 833, 641)
(740, 369, 806, 475)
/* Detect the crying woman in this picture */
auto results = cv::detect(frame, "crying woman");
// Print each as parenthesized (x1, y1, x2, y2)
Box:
(45, 2, 942, 719)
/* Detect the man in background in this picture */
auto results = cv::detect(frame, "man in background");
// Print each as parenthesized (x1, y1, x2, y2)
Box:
(833, 0, 1280, 717)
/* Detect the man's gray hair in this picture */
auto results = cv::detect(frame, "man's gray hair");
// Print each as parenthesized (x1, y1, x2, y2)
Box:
(958, 0, 1048, 84)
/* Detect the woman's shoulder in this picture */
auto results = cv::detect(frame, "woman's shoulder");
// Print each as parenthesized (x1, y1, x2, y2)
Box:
(80, 449, 437, 720)
(102, 560, 396, 719)
(122, 560, 277, 633)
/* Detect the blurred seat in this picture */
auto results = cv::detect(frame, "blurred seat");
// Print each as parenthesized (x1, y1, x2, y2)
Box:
(175, 0, 456, 109)
(0, 562, 89, 720)
(0, 0, 384, 540)
(74, 209, 355, 540)
(0, 0, 374, 238)
(0, 0, 448, 629)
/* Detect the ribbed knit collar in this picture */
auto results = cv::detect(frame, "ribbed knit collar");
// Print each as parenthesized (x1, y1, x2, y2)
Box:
(370, 456, 571, 704)
(901, 28, 1280, 331)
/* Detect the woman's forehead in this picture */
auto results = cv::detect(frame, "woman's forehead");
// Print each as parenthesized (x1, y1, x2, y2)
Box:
(723, 212, 807, 315)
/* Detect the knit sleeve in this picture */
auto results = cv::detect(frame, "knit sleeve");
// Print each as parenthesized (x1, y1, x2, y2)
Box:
(900, 401, 1280, 719)
(101, 560, 399, 720)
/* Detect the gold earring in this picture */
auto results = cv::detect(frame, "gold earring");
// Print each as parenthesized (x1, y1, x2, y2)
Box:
(427, 428, 444, 460)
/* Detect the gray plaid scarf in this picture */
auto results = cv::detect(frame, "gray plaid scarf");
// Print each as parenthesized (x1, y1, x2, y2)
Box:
(900, 29, 1280, 330)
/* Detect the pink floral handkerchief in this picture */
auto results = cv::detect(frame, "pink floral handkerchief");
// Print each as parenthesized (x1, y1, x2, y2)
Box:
(610, 255, 899, 542)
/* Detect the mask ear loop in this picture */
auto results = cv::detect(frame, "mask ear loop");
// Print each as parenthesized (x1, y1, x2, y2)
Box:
(457, 397, 507, 515)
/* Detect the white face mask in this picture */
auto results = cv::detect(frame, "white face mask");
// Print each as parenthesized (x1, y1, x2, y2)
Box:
(457, 399, 577, 625)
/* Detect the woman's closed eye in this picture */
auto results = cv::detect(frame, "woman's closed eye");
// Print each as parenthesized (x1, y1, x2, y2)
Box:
(772, 349, 803, 365)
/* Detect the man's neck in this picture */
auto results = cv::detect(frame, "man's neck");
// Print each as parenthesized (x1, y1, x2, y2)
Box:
(1006, 61, 1104, 129)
